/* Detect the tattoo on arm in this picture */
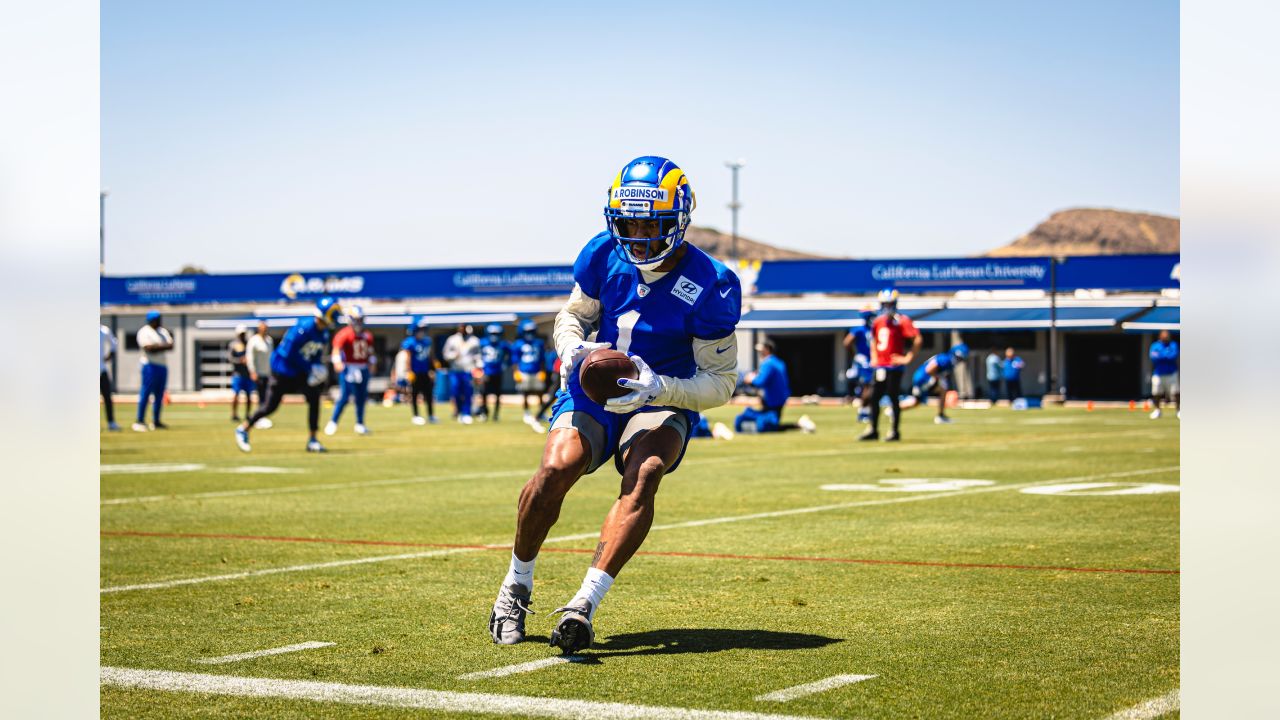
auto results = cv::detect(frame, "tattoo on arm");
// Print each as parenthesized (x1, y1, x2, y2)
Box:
(591, 541, 606, 566)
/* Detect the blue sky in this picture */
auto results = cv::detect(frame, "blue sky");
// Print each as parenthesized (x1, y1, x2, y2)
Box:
(102, 1, 1178, 274)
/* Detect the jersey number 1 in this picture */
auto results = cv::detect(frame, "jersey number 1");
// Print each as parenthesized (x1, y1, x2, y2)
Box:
(615, 310, 641, 355)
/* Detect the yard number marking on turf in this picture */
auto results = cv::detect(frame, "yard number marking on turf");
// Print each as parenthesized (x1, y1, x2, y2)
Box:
(1101, 690, 1179, 720)
(1021, 482, 1180, 496)
(101, 667, 840, 720)
(755, 674, 877, 702)
(195, 641, 334, 665)
(820, 479, 996, 492)
(458, 656, 589, 680)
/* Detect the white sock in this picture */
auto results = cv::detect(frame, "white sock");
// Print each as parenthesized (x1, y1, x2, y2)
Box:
(503, 552, 536, 591)
(570, 567, 614, 620)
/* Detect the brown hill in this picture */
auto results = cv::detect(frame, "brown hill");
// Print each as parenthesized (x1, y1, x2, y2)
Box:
(986, 208, 1179, 257)
(684, 226, 827, 261)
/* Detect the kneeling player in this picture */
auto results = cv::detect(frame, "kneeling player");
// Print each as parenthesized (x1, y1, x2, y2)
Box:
(902, 344, 967, 424)
(236, 297, 340, 453)
(488, 157, 740, 653)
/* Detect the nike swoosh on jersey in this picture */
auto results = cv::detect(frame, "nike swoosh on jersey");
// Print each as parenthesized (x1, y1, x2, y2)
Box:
(715, 346, 731, 354)
(719, 287, 732, 298)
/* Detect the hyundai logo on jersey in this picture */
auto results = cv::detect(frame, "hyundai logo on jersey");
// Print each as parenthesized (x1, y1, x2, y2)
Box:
(670, 276, 704, 305)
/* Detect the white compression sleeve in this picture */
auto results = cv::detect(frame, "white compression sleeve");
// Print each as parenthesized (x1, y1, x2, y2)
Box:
(653, 333, 739, 412)
(553, 283, 603, 359)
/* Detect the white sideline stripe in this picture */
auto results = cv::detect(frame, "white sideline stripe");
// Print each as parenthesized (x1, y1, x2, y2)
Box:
(754, 674, 876, 702)
(100, 463, 207, 475)
(100, 428, 1158, 505)
(458, 655, 588, 679)
(195, 641, 334, 665)
(101, 469, 527, 505)
(1102, 690, 1179, 720)
(100, 667, 836, 720)
(100, 465, 1177, 594)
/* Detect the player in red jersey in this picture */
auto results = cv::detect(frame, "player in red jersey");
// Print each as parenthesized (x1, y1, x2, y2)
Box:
(860, 289, 921, 442)
(325, 305, 378, 436)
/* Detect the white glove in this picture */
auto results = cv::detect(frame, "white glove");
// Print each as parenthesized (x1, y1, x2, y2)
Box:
(605, 354, 664, 414)
(559, 341, 612, 389)
(307, 363, 329, 387)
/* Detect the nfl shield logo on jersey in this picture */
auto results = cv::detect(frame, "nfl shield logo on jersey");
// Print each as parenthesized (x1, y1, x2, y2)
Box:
(636, 283, 650, 298)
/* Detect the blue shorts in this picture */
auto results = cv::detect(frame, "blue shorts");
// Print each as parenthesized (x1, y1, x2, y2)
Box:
(549, 371, 696, 476)
(231, 374, 255, 394)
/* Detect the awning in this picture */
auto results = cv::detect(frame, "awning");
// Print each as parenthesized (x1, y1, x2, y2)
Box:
(195, 312, 520, 330)
(1121, 305, 1179, 332)
(913, 305, 1150, 331)
(738, 309, 874, 330)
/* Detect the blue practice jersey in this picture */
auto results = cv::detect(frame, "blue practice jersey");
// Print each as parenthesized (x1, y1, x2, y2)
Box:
(574, 232, 741, 380)
(849, 326, 871, 360)
(270, 317, 330, 378)
(914, 352, 955, 387)
(1002, 356, 1025, 381)
(479, 337, 510, 375)
(1150, 340, 1178, 376)
(401, 336, 434, 374)
(752, 355, 791, 408)
(512, 337, 546, 374)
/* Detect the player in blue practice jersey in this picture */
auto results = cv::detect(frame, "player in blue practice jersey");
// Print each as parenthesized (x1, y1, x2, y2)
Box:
(489, 157, 741, 653)
(735, 339, 815, 433)
(476, 324, 511, 422)
(236, 297, 341, 453)
(842, 305, 876, 423)
(400, 318, 437, 425)
(901, 344, 968, 424)
(511, 319, 550, 433)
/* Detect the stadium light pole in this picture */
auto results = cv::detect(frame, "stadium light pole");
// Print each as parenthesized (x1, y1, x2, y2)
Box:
(100, 188, 110, 275)
(724, 159, 745, 263)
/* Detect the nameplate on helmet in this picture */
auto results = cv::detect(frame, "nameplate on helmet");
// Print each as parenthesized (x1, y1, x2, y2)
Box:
(671, 276, 703, 305)
(613, 187, 669, 202)
(620, 200, 653, 215)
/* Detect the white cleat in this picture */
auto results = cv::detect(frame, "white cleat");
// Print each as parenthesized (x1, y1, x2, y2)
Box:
(234, 427, 251, 453)
(524, 415, 546, 434)
(254, 418, 273, 430)
(354, 423, 370, 435)
(797, 415, 817, 434)
(1149, 409, 1162, 420)
(131, 422, 148, 432)
(460, 415, 474, 425)
(324, 421, 338, 436)
(711, 421, 735, 440)
(934, 415, 953, 425)
(412, 415, 427, 426)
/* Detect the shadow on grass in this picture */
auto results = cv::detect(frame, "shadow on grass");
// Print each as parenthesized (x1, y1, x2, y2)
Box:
(584, 628, 841, 659)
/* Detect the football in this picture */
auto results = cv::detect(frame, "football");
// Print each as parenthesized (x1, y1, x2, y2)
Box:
(578, 348, 638, 405)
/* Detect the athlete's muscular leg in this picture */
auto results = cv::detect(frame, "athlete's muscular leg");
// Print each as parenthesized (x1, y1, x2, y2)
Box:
(512, 428, 591, 561)
(592, 425, 683, 578)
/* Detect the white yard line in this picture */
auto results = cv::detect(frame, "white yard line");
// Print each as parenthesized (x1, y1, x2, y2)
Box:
(195, 641, 334, 665)
(1102, 690, 1179, 719)
(100, 466, 1178, 594)
(754, 674, 876, 702)
(100, 667, 836, 720)
(101, 469, 528, 505)
(458, 655, 589, 680)
(100, 428, 1160, 506)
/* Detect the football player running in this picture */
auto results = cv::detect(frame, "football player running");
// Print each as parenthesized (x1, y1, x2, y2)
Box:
(489, 157, 741, 653)
(901, 344, 968, 424)
(236, 297, 341, 453)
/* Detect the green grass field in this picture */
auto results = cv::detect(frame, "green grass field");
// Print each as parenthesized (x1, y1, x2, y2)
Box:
(100, 400, 1179, 719)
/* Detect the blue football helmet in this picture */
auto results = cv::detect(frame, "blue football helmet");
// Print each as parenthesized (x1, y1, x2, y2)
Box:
(519, 319, 537, 336)
(315, 296, 342, 325)
(413, 316, 430, 335)
(604, 156, 696, 270)
(951, 343, 969, 360)
(485, 323, 503, 337)
(859, 304, 876, 322)
(877, 288, 899, 313)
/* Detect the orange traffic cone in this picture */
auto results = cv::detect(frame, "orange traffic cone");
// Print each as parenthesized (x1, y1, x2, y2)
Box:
(164, 391, 172, 406)
(197, 401, 206, 409)
(1128, 400, 1136, 411)
(1086, 401, 1094, 412)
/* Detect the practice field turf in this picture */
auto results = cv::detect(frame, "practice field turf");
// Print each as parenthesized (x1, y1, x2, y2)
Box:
(100, 402, 1179, 719)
